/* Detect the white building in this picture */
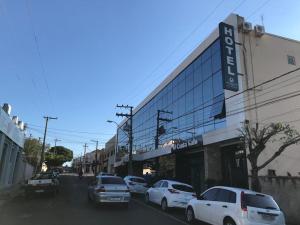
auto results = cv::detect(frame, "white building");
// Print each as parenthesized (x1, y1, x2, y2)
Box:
(0, 104, 28, 190)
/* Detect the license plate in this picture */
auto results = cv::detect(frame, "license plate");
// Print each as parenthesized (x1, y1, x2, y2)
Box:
(262, 215, 275, 221)
(35, 190, 44, 193)
(110, 197, 121, 201)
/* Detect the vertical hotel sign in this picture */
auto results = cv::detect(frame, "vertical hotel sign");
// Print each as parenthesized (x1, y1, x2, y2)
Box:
(219, 22, 239, 92)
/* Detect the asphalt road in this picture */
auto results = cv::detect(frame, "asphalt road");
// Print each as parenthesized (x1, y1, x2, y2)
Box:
(0, 174, 188, 225)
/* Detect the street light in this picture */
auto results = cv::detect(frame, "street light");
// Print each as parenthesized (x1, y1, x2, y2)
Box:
(106, 120, 120, 173)
(91, 139, 99, 175)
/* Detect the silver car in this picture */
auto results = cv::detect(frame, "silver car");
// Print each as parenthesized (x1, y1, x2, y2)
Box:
(87, 175, 130, 207)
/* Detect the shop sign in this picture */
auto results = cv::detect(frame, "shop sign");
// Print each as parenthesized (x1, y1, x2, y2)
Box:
(171, 139, 199, 153)
(219, 22, 239, 92)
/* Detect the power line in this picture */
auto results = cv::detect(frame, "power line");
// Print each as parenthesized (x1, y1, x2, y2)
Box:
(25, 0, 54, 111)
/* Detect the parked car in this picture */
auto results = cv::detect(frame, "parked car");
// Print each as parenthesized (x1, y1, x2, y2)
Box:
(97, 172, 114, 176)
(88, 175, 130, 207)
(145, 180, 196, 211)
(25, 172, 60, 196)
(124, 175, 148, 194)
(185, 186, 286, 225)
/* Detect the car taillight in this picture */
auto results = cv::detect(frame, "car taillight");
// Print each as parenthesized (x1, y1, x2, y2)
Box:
(168, 188, 180, 194)
(129, 182, 135, 186)
(95, 187, 105, 193)
(241, 191, 247, 212)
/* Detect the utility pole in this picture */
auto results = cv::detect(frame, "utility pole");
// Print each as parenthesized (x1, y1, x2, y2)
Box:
(155, 110, 172, 149)
(39, 116, 58, 172)
(116, 104, 133, 175)
(91, 140, 99, 174)
(83, 143, 88, 173)
(54, 138, 61, 155)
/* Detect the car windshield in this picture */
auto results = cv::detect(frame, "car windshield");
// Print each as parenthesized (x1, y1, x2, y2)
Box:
(172, 184, 194, 193)
(101, 177, 125, 185)
(130, 177, 146, 183)
(245, 194, 279, 210)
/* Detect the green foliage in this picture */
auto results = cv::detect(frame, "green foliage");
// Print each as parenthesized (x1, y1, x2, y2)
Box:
(24, 138, 42, 167)
(45, 146, 73, 167)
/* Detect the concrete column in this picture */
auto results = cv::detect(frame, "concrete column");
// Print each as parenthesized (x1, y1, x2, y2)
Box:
(204, 145, 222, 187)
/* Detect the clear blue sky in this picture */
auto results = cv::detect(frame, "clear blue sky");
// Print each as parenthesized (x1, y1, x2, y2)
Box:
(1, 0, 300, 158)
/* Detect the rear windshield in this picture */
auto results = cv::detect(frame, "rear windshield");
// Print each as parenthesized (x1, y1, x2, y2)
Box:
(130, 177, 146, 183)
(172, 184, 194, 193)
(101, 177, 125, 185)
(245, 194, 279, 210)
(33, 173, 53, 179)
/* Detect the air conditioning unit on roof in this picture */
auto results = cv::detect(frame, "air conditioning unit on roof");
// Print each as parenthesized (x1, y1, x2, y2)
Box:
(242, 22, 252, 33)
(254, 25, 265, 37)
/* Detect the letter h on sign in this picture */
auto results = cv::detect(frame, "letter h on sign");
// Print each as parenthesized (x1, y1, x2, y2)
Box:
(219, 22, 239, 92)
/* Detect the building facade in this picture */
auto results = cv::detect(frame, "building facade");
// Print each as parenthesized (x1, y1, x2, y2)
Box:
(115, 14, 300, 193)
(0, 104, 27, 190)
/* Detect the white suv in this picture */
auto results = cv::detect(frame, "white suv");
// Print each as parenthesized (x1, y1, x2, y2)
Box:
(186, 186, 286, 225)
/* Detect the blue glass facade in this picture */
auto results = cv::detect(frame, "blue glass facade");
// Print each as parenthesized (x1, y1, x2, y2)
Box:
(118, 38, 226, 154)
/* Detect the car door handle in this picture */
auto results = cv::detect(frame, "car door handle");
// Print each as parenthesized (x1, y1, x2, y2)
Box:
(206, 203, 211, 206)
(222, 205, 228, 208)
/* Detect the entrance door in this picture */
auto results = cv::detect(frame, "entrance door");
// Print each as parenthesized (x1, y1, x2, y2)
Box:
(221, 145, 248, 188)
(175, 151, 205, 194)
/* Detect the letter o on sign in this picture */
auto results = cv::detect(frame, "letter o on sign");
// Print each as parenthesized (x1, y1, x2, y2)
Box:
(225, 36, 233, 45)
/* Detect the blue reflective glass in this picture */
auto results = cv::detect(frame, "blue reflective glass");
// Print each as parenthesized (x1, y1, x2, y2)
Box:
(213, 71, 223, 97)
(202, 58, 212, 81)
(194, 84, 203, 108)
(212, 51, 221, 74)
(194, 67, 202, 87)
(203, 77, 213, 105)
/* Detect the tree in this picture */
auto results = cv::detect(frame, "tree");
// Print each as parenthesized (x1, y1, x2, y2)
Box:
(45, 146, 73, 167)
(24, 138, 42, 167)
(239, 122, 300, 192)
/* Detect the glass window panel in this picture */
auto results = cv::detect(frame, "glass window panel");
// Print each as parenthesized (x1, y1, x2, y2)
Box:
(194, 109, 203, 127)
(210, 93, 225, 118)
(203, 77, 213, 106)
(173, 85, 179, 101)
(185, 90, 194, 112)
(177, 80, 185, 99)
(178, 96, 185, 116)
(194, 55, 202, 69)
(212, 51, 221, 74)
(203, 106, 212, 122)
(186, 70, 194, 92)
(202, 58, 212, 81)
(193, 84, 203, 109)
(213, 71, 223, 97)
(194, 67, 202, 87)
(202, 48, 211, 62)
(211, 39, 220, 54)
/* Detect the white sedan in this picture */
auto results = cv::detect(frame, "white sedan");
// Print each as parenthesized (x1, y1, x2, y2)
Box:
(145, 180, 196, 211)
(186, 186, 286, 225)
(124, 176, 148, 194)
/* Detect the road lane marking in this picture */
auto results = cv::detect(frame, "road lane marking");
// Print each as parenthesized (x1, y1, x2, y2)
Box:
(132, 199, 189, 225)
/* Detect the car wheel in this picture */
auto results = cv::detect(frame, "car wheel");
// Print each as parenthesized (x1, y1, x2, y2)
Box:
(186, 206, 195, 224)
(224, 218, 236, 225)
(145, 193, 150, 204)
(161, 198, 168, 211)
